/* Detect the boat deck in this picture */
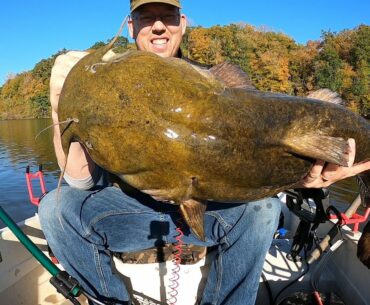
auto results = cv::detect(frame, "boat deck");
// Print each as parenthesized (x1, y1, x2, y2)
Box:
(0, 215, 88, 305)
(1, 211, 370, 305)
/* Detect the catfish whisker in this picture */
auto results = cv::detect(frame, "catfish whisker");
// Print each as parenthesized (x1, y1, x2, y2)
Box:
(35, 118, 79, 141)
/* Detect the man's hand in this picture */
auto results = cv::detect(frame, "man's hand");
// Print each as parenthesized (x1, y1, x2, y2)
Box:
(300, 138, 370, 188)
(50, 51, 95, 180)
(50, 51, 89, 113)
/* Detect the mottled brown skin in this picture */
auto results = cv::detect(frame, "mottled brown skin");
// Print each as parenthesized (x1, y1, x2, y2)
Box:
(58, 48, 370, 267)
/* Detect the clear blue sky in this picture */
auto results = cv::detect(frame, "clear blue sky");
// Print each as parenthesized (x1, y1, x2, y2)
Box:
(1, 0, 369, 86)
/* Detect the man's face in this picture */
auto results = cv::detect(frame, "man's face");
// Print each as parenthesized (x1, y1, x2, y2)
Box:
(128, 3, 187, 58)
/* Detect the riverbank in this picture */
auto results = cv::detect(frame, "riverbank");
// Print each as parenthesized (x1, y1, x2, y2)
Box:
(1, 24, 369, 119)
(0, 95, 50, 120)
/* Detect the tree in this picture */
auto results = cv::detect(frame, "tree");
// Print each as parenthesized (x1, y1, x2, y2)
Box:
(187, 27, 214, 64)
(90, 41, 107, 49)
(289, 41, 319, 95)
(313, 46, 344, 92)
(31, 93, 50, 117)
(32, 49, 66, 83)
(1, 24, 369, 119)
(349, 25, 370, 115)
(89, 36, 130, 52)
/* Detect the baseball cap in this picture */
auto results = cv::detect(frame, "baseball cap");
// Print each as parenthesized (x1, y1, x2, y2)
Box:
(130, 0, 181, 12)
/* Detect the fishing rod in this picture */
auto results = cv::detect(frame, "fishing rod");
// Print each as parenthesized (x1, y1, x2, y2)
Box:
(307, 194, 364, 264)
(3, 15, 134, 305)
(0, 165, 114, 305)
(271, 191, 369, 305)
(0, 205, 113, 305)
(0, 205, 82, 305)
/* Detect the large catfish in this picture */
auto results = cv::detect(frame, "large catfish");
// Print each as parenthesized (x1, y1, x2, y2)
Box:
(58, 47, 370, 268)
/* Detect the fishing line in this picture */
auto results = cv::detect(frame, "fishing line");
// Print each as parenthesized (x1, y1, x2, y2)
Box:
(272, 262, 310, 305)
(272, 245, 310, 305)
(27, 11, 132, 305)
(36, 15, 129, 141)
(36, 15, 128, 141)
(272, 220, 345, 305)
(106, 14, 130, 50)
(310, 238, 345, 305)
(261, 271, 274, 305)
(81, 290, 114, 305)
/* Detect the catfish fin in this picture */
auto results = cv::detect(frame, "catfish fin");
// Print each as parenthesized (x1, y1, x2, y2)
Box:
(102, 49, 134, 63)
(209, 61, 255, 89)
(356, 172, 370, 207)
(180, 199, 207, 241)
(307, 89, 344, 105)
(284, 134, 350, 166)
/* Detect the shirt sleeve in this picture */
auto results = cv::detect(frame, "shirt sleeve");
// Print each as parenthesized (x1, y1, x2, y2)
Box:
(63, 165, 103, 190)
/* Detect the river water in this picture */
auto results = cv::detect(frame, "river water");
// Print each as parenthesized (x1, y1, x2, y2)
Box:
(0, 118, 360, 228)
(0, 119, 60, 226)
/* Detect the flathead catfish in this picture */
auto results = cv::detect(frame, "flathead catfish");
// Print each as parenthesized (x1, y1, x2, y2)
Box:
(58, 48, 370, 267)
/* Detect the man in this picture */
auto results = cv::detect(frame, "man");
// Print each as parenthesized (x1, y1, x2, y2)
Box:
(39, 1, 370, 304)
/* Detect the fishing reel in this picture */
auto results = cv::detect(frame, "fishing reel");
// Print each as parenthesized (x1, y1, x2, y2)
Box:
(283, 188, 330, 261)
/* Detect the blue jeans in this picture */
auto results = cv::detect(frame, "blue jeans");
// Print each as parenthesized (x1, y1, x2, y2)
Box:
(39, 186, 281, 305)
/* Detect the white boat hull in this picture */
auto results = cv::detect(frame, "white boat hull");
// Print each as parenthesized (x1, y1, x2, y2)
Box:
(0, 205, 369, 305)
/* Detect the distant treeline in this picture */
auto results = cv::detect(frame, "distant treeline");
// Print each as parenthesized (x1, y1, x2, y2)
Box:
(0, 24, 369, 119)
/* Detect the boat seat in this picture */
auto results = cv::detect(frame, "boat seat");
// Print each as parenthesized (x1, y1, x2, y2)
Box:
(112, 244, 214, 305)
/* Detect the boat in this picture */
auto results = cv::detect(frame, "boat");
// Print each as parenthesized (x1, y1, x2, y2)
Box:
(0, 189, 369, 305)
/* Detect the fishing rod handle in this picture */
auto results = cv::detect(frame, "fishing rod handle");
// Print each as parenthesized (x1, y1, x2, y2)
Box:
(307, 195, 362, 264)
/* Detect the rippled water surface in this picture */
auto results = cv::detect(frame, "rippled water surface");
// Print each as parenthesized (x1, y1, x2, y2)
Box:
(0, 119, 59, 226)
(0, 119, 361, 228)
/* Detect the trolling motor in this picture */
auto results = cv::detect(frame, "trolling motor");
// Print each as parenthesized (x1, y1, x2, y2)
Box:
(284, 188, 331, 261)
(284, 188, 370, 263)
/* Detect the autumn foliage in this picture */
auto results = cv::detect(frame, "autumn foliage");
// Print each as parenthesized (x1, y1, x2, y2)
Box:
(0, 24, 369, 119)
(182, 24, 369, 117)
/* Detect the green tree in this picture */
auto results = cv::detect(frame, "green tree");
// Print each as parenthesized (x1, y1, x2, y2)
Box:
(1, 25, 369, 119)
(313, 45, 344, 92)
(90, 41, 107, 49)
(30, 93, 50, 117)
(90, 36, 130, 52)
(32, 49, 66, 83)
(289, 41, 319, 95)
(349, 25, 370, 115)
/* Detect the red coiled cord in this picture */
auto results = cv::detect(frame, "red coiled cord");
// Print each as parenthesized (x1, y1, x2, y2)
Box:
(313, 291, 324, 305)
(167, 225, 184, 305)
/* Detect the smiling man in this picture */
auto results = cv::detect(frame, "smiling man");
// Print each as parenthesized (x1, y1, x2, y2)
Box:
(128, 0, 186, 57)
(39, 1, 370, 305)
